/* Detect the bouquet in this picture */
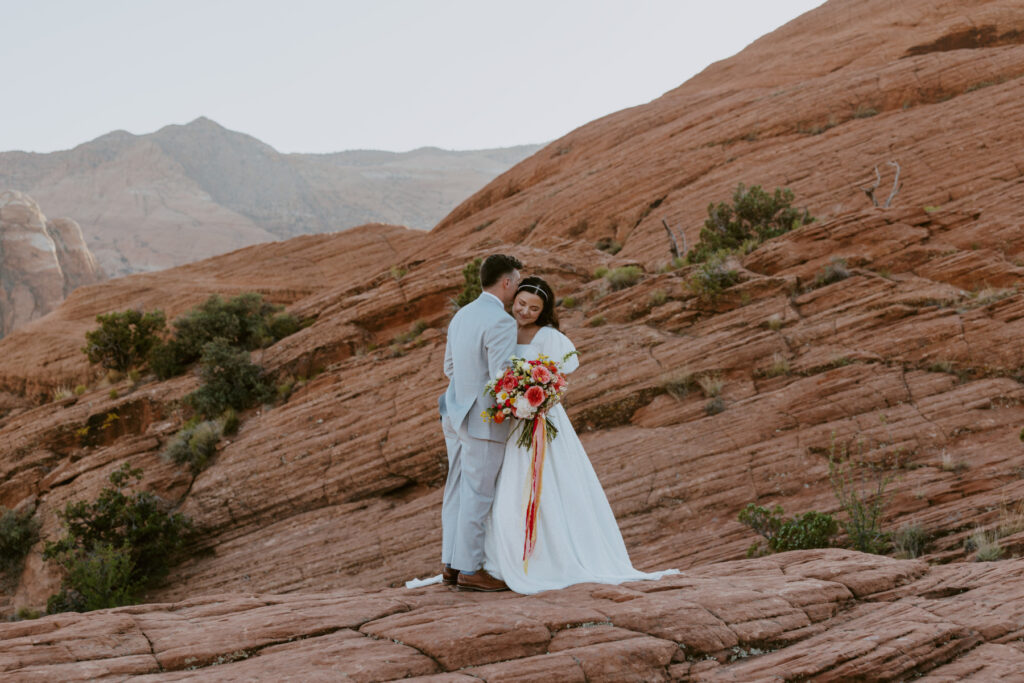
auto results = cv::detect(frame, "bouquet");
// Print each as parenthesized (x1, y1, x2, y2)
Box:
(482, 354, 569, 447)
(481, 352, 575, 571)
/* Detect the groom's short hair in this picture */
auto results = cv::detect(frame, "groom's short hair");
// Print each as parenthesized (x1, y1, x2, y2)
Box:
(480, 254, 523, 287)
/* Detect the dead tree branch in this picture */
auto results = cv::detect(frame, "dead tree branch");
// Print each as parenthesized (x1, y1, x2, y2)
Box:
(662, 219, 686, 260)
(862, 161, 902, 208)
(883, 161, 901, 208)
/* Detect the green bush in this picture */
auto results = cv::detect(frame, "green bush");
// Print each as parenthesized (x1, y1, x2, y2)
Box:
(827, 441, 895, 554)
(44, 464, 192, 613)
(185, 340, 273, 418)
(454, 258, 483, 308)
(0, 506, 40, 573)
(148, 339, 188, 380)
(689, 252, 740, 301)
(595, 237, 622, 255)
(688, 184, 813, 264)
(83, 309, 166, 372)
(738, 503, 837, 554)
(47, 543, 138, 613)
(604, 266, 643, 291)
(811, 258, 850, 289)
(153, 293, 300, 377)
(220, 408, 240, 436)
(267, 313, 302, 341)
(773, 511, 839, 552)
(893, 523, 929, 559)
(162, 420, 223, 473)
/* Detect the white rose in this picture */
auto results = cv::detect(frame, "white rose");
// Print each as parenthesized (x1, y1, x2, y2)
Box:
(513, 395, 537, 419)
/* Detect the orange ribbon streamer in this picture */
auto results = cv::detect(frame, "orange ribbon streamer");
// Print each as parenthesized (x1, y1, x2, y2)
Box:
(522, 416, 546, 573)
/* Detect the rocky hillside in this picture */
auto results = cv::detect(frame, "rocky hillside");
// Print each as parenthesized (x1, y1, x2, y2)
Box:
(3, 0, 1024, 678)
(0, 191, 105, 338)
(0, 119, 540, 275)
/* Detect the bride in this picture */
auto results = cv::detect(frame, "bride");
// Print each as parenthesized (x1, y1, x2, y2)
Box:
(480, 276, 676, 594)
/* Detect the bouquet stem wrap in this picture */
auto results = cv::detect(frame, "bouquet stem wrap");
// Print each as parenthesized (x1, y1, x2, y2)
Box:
(522, 416, 547, 572)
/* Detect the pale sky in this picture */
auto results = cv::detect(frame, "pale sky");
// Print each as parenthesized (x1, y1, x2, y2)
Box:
(1, 0, 825, 154)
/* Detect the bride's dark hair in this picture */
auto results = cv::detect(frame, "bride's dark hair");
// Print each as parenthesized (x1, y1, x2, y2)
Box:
(516, 276, 559, 329)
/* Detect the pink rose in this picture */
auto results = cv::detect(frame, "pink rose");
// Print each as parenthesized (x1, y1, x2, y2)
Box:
(531, 365, 552, 384)
(525, 385, 545, 407)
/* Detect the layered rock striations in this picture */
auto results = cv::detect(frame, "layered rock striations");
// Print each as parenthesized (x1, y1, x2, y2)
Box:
(0, 191, 104, 338)
(2, 0, 1024, 678)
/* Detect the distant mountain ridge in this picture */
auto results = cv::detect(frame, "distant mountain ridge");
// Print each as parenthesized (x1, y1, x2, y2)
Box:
(0, 118, 541, 275)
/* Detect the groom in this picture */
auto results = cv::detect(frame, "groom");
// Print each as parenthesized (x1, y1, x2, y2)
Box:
(439, 253, 522, 591)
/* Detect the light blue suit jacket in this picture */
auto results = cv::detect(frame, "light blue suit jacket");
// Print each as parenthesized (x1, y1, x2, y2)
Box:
(440, 292, 517, 441)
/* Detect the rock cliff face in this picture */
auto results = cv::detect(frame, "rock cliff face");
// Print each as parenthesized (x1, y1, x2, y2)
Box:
(0, 122, 540, 276)
(2, 0, 1024, 678)
(0, 191, 104, 338)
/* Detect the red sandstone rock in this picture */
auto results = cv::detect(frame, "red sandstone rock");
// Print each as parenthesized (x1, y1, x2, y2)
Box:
(2, 0, 1024, 678)
(0, 191, 104, 338)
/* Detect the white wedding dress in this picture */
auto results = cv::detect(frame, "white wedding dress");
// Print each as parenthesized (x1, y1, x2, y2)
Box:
(481, 326, 677, 594)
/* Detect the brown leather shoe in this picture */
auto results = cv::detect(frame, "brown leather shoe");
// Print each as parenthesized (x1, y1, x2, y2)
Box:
(456, 568, 509, 592)
(442, 565, 459, 586)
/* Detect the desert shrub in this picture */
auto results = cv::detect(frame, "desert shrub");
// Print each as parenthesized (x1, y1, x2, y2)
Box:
(587, 314, 607, 327)
(697, 374, 724, 398)
(454, 258, 483, 308)
(44, 464, 192, 613)
(220, 408, 240, 436)
(561, 296, 577, 308)
(74, 384, 87, 396)
(176, 293, 294, 357)
(605, 266, 643, 291)
(392, 320, 429, 345)
(0, 507, 40, 573)
(689, 252, 740, 301)
(704, 397, 725, 415)
(593, 266, 609, 279)
(595, 237, 622, 255)
(827, 440, 895, 554)
(762, 353, 790, 378)
(738, 504, 837, 555)
(162, 420, 222, 473)
(148, 339, 189, 380)
(83, 309, 167, 373)
(892, 523, 929, 559)
(267, 313, 302, 341)
(47, 543, 138, 613)
(152, 294, 300, 377)
(649, 289, 668, 307)
(811, 257, 850, 289)
(688, 184, 813, 263)
(185, 340, 273, 418)
(774, 511, 839, 551)
(965, 529, 1003, 562)
(660, 370, 694, 399)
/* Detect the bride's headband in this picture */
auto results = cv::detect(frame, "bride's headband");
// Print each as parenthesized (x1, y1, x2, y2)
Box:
(518, 283, 549, 302)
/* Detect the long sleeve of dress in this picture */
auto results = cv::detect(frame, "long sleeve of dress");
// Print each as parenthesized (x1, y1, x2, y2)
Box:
(542, 327, 579, 374)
